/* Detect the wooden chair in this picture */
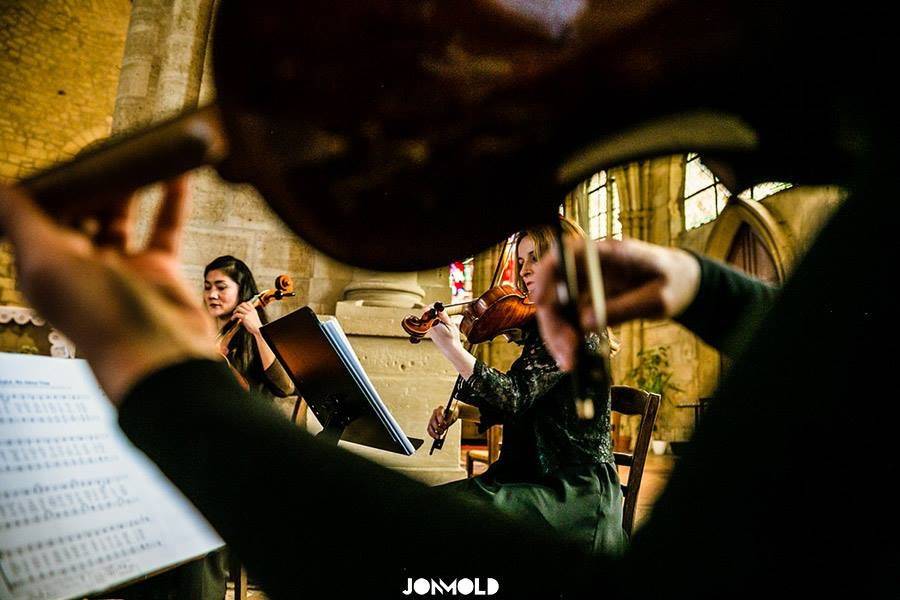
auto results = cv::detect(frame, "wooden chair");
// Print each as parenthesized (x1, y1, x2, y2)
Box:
(465, 425, 502, 477)
(611, 385, 661, 536)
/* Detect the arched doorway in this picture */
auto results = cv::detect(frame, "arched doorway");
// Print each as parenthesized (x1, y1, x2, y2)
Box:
(724, 222, 782, 285)
(703, 198, 793, 388)
(705, 197, 794, 279)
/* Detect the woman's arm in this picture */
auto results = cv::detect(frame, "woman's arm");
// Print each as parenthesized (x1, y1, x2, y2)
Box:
(232, 302, 278, 371)
(426, 401, 481, 439)
(455, 353, 563, 419)
(533, 239, 777, 370)
(425, 307, 560, 419)
(260, 355, 295, 397)
(674, 253, 778, 356)
(252, 330, 278, 370)
(232, 304, 295, 396)
(425, 309, 476, 379)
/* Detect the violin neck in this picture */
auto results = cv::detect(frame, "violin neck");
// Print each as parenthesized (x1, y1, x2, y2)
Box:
(21, 104, 228, 215)
(441, 304, 467, 318)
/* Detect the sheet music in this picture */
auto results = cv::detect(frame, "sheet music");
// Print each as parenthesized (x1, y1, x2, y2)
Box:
(319, 321, 417, 455)
(0, 353, 223, 600)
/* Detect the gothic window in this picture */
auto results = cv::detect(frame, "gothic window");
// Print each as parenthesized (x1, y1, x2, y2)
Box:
(448, 237, 517, 302)
(683, 153, 730, 230)
(737, 182, 793, 201)
(587, 170, 622, 240)
(684, 153, 793, 230)
(725, 223, 781, 285)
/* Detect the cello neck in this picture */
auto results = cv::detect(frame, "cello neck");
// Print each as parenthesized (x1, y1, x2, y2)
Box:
(215, 293, 263, 348)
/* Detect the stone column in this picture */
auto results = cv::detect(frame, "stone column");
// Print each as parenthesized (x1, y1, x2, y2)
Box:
(111, 1, 463, 483)
(111, 0, 214, 133)
(341, 270, 425, 308)
(332, 267, 464, 485)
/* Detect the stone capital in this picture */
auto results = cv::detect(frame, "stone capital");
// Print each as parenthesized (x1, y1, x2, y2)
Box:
(341, 270, 425, 308)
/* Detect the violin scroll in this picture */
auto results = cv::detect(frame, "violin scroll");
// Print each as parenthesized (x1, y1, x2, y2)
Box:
(257, 274, 296, 307)
(401, 302, 445, 344)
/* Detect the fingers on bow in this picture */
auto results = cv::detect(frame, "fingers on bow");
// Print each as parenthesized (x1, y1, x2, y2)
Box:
(435, 309, 452, 325)
(0, 185, 58, 255)
(89, 176, 190, 255)
(146, 177, 191, 255)
(92, 191, 138, 251)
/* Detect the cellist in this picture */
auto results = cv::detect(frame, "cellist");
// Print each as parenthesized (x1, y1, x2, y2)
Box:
(425, 216, 627, 555)
(203, 255, 294, 400)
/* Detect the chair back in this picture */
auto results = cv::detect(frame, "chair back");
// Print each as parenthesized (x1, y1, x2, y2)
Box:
(611, 385, 661, 535)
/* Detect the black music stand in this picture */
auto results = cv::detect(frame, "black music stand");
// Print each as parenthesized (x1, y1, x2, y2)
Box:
(261, 307, 423, 455)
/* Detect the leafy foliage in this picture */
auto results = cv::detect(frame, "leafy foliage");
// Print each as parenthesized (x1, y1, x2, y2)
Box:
(626, 346, 683, 397)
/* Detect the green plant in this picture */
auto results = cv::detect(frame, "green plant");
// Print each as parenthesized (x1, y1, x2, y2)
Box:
(626, 346, 683, 397)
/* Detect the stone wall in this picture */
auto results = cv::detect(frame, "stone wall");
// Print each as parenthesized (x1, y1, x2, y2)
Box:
(108, 0, 445, 323)
(599, 164, 846, 444)
(643, 184, 846, 441)
(0, 0, 132, 305)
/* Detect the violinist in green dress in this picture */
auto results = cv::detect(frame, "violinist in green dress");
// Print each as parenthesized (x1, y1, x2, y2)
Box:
(426, 216, 627, 556)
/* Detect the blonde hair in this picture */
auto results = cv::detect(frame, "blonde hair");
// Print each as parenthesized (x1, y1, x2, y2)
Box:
(513, 215, 586, 294)
(514, 216, 618, 351)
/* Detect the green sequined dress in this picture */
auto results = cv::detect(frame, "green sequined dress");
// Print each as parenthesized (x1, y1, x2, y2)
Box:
(440, 325, 627, 556)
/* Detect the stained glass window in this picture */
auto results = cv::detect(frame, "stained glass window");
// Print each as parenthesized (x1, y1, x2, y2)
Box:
(448, 236, 517, 302)
(449, 258, 474, 302)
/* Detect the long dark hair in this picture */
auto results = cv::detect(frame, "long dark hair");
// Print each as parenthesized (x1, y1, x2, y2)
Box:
(204, 255, 269, 380)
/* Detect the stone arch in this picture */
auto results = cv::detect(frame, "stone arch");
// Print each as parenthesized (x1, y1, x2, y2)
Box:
(59, 123, 112, 159)
(705, 197, 794, 281)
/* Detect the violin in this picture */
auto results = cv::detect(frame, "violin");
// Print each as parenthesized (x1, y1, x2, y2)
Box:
(402, 284, 535, 345)
(13, 2, 854, 451)
(218, 274, 296, 388)
(16, 2, 856, 274)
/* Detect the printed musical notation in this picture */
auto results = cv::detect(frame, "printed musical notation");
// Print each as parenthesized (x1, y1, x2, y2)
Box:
(0, 517, 162, 592)
(0, 435, 117, 475)
(0, 390, 95, 426)
(0, 475, 137, 531)
(0, 353, 222, 600)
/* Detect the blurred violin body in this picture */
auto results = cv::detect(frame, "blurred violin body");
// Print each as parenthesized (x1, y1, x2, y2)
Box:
(402, 284, 535, 345)
(18, 1, 862, 272)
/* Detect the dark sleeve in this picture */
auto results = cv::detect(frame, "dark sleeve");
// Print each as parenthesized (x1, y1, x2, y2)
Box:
(118, 360, 602, 598)
(675, 253, 779, 356)
(455, 350, 563, 428)
(260, 359, 294, 397)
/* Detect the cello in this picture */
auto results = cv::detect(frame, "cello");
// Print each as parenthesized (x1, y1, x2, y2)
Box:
(218, 274, 295, 389)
